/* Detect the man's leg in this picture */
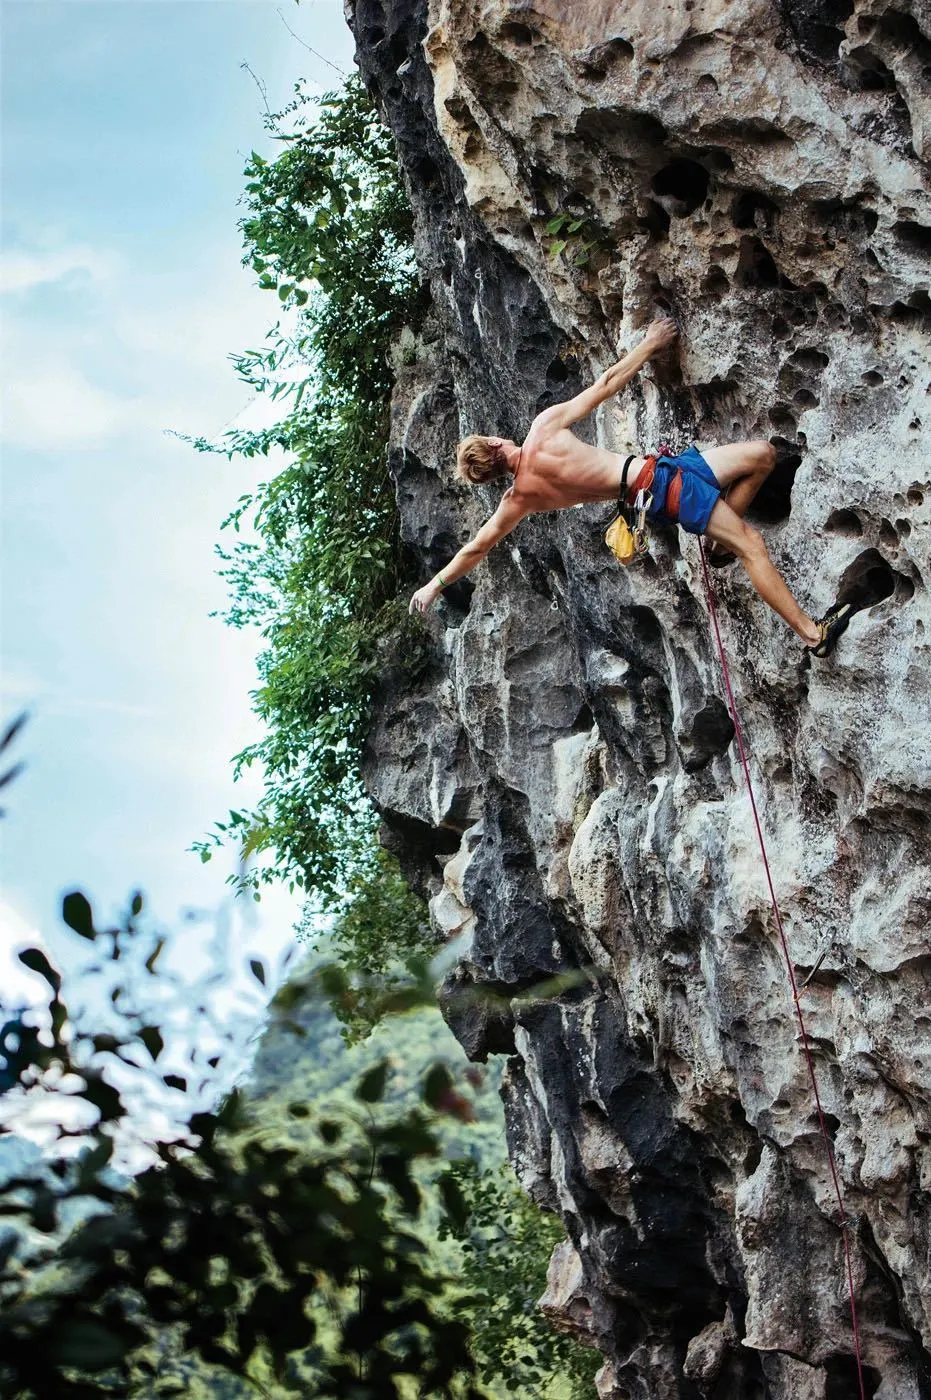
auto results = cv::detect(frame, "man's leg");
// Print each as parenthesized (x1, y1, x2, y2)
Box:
(700, 439, 777, 520)
(703, 498, 821, 646)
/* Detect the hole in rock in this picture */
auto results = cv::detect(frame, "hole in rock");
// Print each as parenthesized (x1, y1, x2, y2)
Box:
(462, 32, 522, 98)
(843, 44, 899, 91)
(862, 369, 884, 386)
(701, 264, 729, 299)
(793, 388, 819, 410)
(877, 10, 931, 58)
(835, 549, 900, 613)
(783, 0, 854, 64)
(768, 403, 798, 436)
(893, 220, 931, 256)
(696, 73, 718, 93)
(579, 36, 634, 80)
(772, 314, 792, 340)
(824, 508, 863, 537)
(744, 1139, 763, 1175)
(906, 485, 924, 505)
(824, 1354, 881, 1399)
(732, 189, 780, 230)
(896, 518, 912, 537)
(749, 446, 800, 523)
(677, 696, 734, 772)
(546, 355, 570, 384)
(786, 346, 830, 375)
(573, 702, 595, 734)
(787, 301, 816, 327)
(574, 106, 666, 156)
(651, 159, 710, 216)
(888, 291, 931, 325)
(812, 198, 880, 245)
(879, 518, 899, 549)
(366, 25, 385, 45)
(703, 145, 734, 172)
(641, 199, 671, 239)
(412, 154, 441, 189)
(499, 21, 536, 44)
(693, 376, 740, 425)
(736, 236, 786, 289)
(383, 810, 466, 872)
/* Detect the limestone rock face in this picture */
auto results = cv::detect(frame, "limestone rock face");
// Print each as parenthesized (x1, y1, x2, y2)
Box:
(348, 0, 931, 1393)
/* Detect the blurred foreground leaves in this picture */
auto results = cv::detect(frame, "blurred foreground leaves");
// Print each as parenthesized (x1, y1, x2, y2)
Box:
(0, 891, 598, 1399)
(0, 895, 485, 1399)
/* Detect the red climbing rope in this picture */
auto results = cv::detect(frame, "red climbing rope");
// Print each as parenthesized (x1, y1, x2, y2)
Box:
(697, 539, 867, 1400)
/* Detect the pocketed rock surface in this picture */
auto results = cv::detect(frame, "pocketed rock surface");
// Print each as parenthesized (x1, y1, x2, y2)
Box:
(346, 1, 931, 1393)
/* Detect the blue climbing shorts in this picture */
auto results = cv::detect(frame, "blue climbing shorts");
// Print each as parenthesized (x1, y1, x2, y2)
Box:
(647, 445, 721, 536)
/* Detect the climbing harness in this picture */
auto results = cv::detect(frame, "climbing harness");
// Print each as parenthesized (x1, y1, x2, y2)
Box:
(698, 539, 868, 1400)
(604, 446, 688, 565)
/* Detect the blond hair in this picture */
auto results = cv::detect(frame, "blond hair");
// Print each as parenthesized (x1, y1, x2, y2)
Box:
(455, 434, 508, 485)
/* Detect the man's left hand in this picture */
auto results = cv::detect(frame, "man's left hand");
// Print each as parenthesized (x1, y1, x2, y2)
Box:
(409, 581, 442, 615)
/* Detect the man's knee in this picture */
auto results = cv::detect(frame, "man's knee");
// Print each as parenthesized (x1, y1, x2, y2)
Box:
(735, 522, 769, 564)
(752, 440, 777, 474)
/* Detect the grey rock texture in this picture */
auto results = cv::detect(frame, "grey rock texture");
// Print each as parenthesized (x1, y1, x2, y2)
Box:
(349, 0, 931, 1393)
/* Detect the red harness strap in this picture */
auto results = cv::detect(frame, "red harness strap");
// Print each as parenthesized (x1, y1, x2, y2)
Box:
(627, 454, 683, 522)
(665, 470, 683, 522)
(629, 455, 656, 498)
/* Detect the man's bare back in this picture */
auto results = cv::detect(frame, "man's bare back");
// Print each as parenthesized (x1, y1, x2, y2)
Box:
(409, 317, 852, 656)
(508, 427, 640, 511)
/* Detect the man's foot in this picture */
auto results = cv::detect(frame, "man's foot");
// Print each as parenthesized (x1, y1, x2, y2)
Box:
(807, 603, 853, 658)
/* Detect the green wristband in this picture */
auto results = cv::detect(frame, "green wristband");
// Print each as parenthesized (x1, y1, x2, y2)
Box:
(437, 572, 449, 589)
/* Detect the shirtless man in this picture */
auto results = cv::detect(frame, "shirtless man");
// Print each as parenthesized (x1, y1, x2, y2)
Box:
(409, 318, 850, 656)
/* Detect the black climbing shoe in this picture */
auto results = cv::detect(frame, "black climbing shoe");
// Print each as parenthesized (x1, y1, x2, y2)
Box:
(808, 602, 853, 658)
(706, 545, 737, 568)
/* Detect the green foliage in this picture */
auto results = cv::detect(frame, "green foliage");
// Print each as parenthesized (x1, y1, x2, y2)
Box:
(309, 847, 437, 1041)
(542, 212, 602, 268)
(445, 1164, 601, 1398)
(0, 889, 597, 1400)
(0, 892, 488, 1400)
(190, 75, 428, 905)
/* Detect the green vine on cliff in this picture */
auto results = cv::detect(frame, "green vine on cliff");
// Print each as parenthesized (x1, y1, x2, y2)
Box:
(189, 75, 429, 913)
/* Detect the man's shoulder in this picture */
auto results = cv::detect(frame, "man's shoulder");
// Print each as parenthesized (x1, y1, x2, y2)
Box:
(526, 416, 580, 452)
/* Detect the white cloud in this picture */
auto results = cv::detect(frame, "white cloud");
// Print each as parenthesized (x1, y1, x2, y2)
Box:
(2, 360, 136, 451)
(0, 236, 289, 451)
(0, 245, 116, 295)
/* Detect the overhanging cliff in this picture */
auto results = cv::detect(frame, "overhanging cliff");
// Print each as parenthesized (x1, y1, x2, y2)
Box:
(346, 1, 931, 1394)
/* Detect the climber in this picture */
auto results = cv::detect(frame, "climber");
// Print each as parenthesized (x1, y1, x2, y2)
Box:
(409, 317, 851, 656)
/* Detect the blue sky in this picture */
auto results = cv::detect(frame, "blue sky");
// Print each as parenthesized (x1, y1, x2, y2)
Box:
(1, 2, 356, 1040)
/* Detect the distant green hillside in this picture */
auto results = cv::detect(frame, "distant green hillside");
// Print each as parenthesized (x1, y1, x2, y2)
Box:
(233, 959, 599, 1399)
(245, 958, 507, 1169)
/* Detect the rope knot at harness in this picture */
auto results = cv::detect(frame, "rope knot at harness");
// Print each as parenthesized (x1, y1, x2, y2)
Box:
(697, 539, 867, 1399)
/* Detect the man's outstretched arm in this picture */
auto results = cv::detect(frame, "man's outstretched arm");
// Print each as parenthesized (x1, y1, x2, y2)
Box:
(409, 492, 528, 614)
(542, 317, 678, 430)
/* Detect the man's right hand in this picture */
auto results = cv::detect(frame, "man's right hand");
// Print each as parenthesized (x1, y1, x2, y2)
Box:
(644, 317, 678, 353)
